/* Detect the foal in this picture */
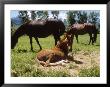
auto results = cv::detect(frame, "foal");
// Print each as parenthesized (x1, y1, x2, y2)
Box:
(36, 33, 73, 67)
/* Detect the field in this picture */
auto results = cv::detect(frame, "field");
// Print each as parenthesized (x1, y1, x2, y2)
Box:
(11, 34, 100, 77)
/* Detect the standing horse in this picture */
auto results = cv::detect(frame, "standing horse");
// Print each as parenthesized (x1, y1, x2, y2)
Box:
(11, 19, 65, 51)
(66, 23, 98, 51)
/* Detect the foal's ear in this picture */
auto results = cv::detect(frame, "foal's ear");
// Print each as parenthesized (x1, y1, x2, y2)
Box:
(63, 33, 68, 38)
(60, 33, 66, 42)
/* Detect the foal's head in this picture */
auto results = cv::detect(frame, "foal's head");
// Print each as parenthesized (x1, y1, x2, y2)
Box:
(56, 33, 72, 55)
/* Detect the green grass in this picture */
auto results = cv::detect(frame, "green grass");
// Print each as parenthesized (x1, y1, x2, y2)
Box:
(78, 65, 100, 77)
(73, 34, 100, 53)
(11, 34, 100, 77)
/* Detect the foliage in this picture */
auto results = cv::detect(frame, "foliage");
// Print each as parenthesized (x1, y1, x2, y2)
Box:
(67, 11, 77, 26)
(18, 11, 29, 23)
(51, 11, 59, 19)
(30, 11, 36, 20)
(77, 11, 88, 23)
(36, 11, 49, 19)
(88, 11, 100, 24)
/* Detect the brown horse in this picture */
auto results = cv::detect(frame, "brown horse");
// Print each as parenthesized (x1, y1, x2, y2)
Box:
(66, 23, 98, 51)
(11, 19, 65, 51)
(36, 33, 73, 67)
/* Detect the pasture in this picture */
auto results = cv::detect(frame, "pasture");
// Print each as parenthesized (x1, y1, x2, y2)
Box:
(11, 34, 100, 77)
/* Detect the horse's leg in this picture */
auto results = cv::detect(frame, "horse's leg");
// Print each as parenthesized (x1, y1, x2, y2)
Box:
(69, 35, 74, 52)
(45, 53, 54, 67)
(29, 36, 33, 51)
(92, 34, 94, 45)
(93, 31, 97, 44)
(75, 34, 79, 43)
(34, 37, 42, 50)
(88, 34, 92, 45)
(54, 35, 60, 45)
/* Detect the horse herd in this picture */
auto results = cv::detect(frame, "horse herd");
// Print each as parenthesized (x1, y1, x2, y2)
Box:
(11, 19, 98, 66)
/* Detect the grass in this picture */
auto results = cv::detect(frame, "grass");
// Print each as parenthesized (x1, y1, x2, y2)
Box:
(11, 34, 100, 77)
(78, 65, 100, 77)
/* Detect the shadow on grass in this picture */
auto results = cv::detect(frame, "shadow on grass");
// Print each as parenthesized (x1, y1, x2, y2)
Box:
(17, 49, 28, 53)
(73, 59, 83, 64)
(12, 49, 41, 53)
(80, 42, 100, 46)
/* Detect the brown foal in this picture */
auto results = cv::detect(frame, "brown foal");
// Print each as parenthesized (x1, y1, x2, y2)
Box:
(35, 33, 73, 67)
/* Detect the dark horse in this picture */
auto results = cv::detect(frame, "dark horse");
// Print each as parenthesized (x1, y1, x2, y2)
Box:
(66, 23, 98, 51)
(11, 19, 65, 51)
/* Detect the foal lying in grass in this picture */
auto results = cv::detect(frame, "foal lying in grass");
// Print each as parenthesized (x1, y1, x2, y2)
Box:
(36, 33, 73, 67)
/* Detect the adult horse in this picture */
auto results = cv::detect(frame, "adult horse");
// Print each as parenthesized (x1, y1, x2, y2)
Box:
(66, 23, 98, 51)
(11, 19, 65, 51)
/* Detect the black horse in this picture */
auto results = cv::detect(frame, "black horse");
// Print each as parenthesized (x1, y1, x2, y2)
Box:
(11, 19, 65, 51)
(66, 23, 98, 51)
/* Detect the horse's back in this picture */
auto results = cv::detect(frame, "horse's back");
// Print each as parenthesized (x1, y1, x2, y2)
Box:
(71, 23, 96, 34)
(28, 19, 46, 25)
(72, 24, 85, 30)
(20, 19, 65, 37)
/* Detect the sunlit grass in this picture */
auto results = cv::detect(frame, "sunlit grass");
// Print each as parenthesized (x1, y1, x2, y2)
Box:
(11, 34, 100, 77)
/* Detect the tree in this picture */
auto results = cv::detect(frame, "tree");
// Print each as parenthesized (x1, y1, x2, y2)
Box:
(36, 11, 44, 19)
(88, 11, 99, 24)
(43, 11, 49, 19)
(30, 11, 36, 20)
(88, 11, 100, 32)
(18, 11, 29, 23)
(77, 11, 88, 23)
(36, 11, 48, 19)
(67, 11, 77, 26)
(11, 20, 14, 27)
(51, 11, 59, 19)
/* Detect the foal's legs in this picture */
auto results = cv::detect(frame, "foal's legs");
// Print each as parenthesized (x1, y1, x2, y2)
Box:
(34, 37, 42, 50)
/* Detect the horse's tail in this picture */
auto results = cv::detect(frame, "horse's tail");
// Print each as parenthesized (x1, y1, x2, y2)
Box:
(93, 25, 98, 43)
(58, 20, 65, 35)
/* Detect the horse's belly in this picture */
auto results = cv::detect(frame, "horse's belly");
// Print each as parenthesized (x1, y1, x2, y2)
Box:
(75, 30, 87, 35)
(27, 30, 52, 38)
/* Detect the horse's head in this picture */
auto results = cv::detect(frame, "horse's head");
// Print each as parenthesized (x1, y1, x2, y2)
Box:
(11, 35, 18, 49)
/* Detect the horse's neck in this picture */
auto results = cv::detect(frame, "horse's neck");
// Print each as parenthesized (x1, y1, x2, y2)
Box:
(15, 25, 25, 38)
